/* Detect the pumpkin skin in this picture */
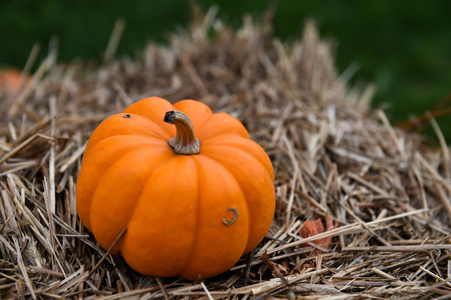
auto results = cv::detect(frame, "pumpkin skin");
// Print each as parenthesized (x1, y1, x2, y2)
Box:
(76, 97, 275, 280)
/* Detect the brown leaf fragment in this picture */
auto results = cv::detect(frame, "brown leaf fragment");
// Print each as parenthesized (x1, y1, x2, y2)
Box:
(300, 217, 337, 252)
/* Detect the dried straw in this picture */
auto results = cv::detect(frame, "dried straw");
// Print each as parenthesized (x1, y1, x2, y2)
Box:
(1, 6, 450, 299)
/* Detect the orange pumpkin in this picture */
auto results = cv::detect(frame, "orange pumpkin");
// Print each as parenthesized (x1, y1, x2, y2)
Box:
(0, 68, 25, 91)
(76, 97, 275, 280)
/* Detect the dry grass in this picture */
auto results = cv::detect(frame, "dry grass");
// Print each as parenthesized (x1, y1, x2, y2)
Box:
(1, 6, 451, 299)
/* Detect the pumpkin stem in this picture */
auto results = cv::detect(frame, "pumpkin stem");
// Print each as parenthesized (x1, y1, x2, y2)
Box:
(164, 110, 201, 155)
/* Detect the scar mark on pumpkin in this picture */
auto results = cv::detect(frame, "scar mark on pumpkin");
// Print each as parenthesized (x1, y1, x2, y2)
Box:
(222, 208, 238, 226)
(123, 114, 131, 118)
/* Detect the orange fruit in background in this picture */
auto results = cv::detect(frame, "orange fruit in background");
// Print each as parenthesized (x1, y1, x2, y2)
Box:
(0, 68, 27, 91)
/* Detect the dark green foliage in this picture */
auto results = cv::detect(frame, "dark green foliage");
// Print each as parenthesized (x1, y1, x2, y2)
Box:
(1, 0, 450, 141)
(0, 0, 190, 65)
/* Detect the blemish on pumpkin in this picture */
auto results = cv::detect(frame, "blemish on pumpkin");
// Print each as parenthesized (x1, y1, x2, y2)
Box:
(123, 114, 131, 118)
(222, 208, 238, 226)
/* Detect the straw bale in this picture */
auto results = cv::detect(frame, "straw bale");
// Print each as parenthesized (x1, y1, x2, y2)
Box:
(1, 6, 450, 299)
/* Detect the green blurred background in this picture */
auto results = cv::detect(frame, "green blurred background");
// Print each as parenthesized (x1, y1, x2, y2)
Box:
(1, 0, 450, 142)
